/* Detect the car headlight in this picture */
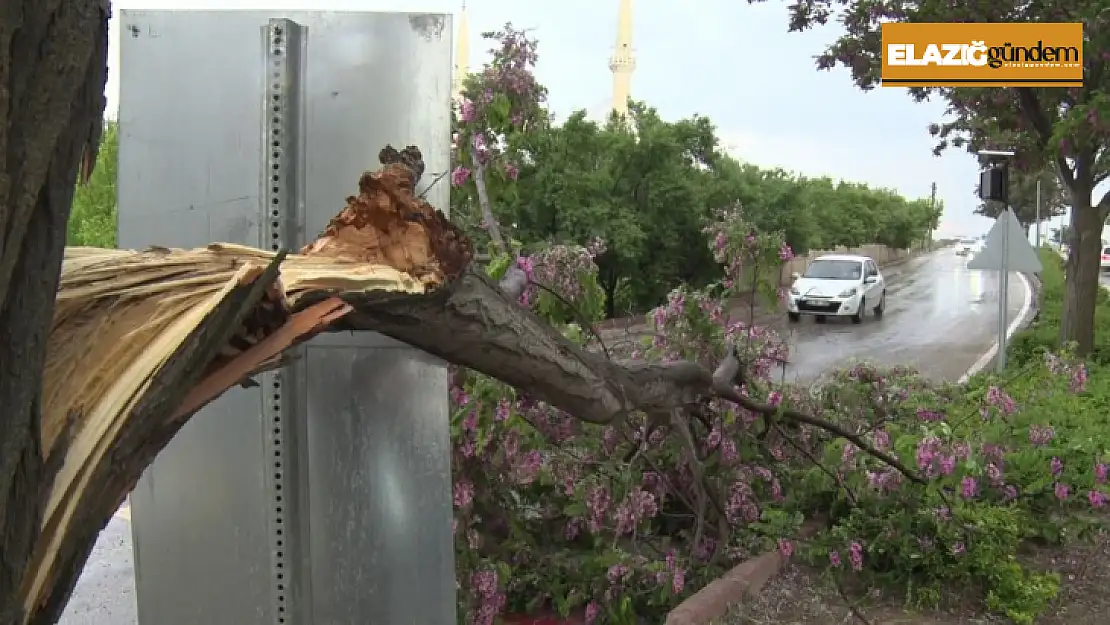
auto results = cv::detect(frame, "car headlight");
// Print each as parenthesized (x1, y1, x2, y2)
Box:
(790, 287, 800, 295)
(838, 287, 858, 297)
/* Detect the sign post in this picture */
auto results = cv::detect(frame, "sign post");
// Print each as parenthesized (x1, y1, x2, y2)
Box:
(119, 11, 456, 624)
(968, 208, 1043, 372)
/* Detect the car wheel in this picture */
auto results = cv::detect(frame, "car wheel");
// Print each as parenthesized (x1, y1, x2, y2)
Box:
(851, 297, 865, 324)
(788, 312, 801, 323)
(873, 292, 885, 319)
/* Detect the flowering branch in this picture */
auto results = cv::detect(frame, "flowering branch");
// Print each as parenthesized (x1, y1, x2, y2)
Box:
(304, 260, 926, 487)
(469, 157, 506, 253)
(452, 24, 545, 256)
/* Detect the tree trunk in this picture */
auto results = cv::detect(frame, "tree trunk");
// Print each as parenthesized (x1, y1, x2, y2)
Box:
(0, 1, 109, 623)
(1061, 200, 1103, 355)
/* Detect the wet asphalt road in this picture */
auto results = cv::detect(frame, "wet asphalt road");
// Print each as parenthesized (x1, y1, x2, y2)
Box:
(57, 248, 1029, 625)
(781, 248, 1028, 383)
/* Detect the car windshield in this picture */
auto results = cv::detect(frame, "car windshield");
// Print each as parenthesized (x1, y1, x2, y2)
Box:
(960, 239, 976, 245)
(804, 259, 862, 280)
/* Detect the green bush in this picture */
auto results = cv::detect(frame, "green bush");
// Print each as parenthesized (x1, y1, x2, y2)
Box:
(789, 250, 1110, 623)
(1010, 249, 1110, 366)
(67, 121, 118, 248)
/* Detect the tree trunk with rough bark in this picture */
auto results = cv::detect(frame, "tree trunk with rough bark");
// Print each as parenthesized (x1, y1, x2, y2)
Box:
(1061, 200, 1104, 355)
(0, 1, 109, 623)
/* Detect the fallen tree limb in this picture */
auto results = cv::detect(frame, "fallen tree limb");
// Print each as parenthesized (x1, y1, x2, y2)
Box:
(25, 147, 923, 624)
(23, 153, 465, 624)
(300, 269, 922, 483)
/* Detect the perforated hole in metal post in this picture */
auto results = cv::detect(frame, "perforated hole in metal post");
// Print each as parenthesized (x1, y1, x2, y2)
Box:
(265, 22, 289, 624)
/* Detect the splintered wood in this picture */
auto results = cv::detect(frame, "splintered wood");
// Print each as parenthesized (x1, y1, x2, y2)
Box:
(23, 160, 473, 621)
(301, 163, 472, 287)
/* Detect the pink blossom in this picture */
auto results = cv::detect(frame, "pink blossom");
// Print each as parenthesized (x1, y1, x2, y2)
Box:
(453, 479, 474, 508)
(720, 436, 739, 463)
(1089, 490, 1107, 508)
(460, 98, 476, 122)
(672, 567, 685, 594)
(916, 408, 943, 422)
(939, 455, 956, 476)
(985, 386, 1016, 414)
(1051, 457, 1064, 476)
(848, 542, 864, 571)
(1029, 424, 1055, 446)
(872, 429, 890, 450)
(1055, 482, 1070, 500)
(778, 538, 794, 558)
(584, 602, 601, 624)
(1071, 364, 1088, 392)
(987, 462, 1004, 486)
(451, 165, 470, 186)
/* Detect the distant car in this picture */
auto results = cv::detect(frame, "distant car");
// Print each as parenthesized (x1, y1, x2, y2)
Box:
(955, 238, 977, 256)
(1102, 246, 1110, 272)
(787, 254, 886, 324)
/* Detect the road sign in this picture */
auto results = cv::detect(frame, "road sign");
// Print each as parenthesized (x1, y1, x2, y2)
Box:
(965, 208, 1041, 373)
(968, 208, 1043, 273)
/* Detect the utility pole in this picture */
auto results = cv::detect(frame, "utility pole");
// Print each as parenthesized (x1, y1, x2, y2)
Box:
(929, 182, 937, 249)
(1034, 177, 1042, 248)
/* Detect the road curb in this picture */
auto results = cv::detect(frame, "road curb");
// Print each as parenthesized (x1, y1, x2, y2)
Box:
(664, 551, 784, 624)
(663, 523, 822, 624)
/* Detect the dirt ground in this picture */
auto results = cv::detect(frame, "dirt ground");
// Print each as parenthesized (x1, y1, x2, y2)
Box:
(716, 531, 1110, 624)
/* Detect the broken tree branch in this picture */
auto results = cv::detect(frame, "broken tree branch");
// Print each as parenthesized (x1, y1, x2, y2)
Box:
(30, 149, 930, 624)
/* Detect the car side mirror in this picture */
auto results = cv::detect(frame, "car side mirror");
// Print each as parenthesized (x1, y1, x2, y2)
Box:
(864, 275, 878, 284)
(791, 272, 801, 281)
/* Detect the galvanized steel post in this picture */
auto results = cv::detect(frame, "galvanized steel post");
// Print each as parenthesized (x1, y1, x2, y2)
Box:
(117, 11, 456, 624)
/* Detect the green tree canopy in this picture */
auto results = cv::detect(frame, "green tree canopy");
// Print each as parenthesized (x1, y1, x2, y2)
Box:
(453, 101, 938, 317)
(70, 112, 938, 322)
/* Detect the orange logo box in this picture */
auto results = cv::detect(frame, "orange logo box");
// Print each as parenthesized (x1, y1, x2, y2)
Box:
(881, 22, 1084, 87)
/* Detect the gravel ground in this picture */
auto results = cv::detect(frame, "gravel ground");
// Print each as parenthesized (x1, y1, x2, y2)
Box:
(714, 529, 1110, 624)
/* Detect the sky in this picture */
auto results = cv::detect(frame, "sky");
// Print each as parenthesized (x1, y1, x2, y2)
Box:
(104, 0, 1073, 239)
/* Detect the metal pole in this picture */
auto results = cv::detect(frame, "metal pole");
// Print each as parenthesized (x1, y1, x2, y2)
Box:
(929, 182, 937, 250)
(1035, 178, 1042, 248)
(996, 206, 1010, 373)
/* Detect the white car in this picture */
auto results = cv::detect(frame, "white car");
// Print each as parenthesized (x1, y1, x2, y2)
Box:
(787, 254, 886, 324)
(1102, 245, 1110, 272)
(955, 238, 977, 256)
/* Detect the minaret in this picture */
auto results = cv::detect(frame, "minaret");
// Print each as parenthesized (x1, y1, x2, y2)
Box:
(609, 0, 635, 116)
(452, 2, 471, 104)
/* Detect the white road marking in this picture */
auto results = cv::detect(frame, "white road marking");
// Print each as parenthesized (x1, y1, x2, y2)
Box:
(958, 271, 1033, 383)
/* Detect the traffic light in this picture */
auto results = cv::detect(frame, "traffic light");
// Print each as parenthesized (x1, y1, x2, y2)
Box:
(978, 163, 1008, 203)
